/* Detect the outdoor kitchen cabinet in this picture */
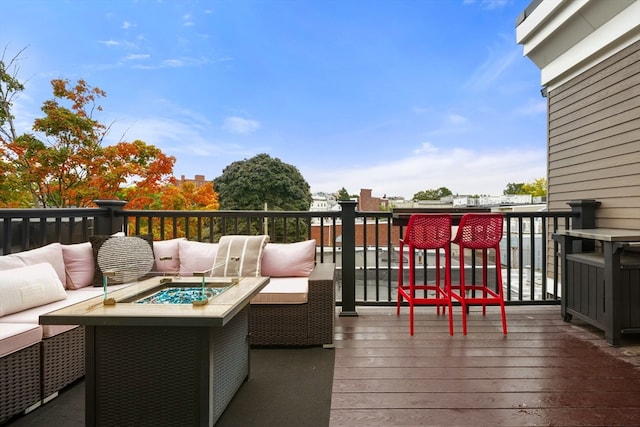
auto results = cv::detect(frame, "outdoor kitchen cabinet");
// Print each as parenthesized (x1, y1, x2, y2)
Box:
(554, 229, 640, 346)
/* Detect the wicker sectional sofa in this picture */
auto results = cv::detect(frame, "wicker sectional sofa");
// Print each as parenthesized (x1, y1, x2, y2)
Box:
(0, 236, 336, 424)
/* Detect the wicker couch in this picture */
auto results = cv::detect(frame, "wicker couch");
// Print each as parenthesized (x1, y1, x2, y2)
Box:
(0, 237, 336, 423)
(250, 262, 336, 347)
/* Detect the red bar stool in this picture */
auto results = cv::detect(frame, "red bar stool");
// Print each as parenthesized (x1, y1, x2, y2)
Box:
(450, 213, 507, 335)
(396, 214, 454, 336)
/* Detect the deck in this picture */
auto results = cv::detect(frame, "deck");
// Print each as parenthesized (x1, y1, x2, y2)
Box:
(6, 305, 640, 426)
(330, 305, 640, 426)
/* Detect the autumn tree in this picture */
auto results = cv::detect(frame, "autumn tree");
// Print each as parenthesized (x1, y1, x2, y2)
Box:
(0, 73, 176, 207)
(0, 47, 32, 206)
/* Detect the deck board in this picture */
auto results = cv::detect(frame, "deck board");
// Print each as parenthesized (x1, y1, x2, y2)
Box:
(330, 305, 640, 426)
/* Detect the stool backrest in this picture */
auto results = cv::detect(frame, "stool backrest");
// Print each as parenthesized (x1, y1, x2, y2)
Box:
(404, 214, 452, 250)
(453, 213, 504, 249)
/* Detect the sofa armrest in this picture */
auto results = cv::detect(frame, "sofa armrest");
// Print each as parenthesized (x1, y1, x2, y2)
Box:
(307, 263, 336, 346)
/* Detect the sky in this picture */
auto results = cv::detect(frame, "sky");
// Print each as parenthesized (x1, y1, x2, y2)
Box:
(1, 0, 546, 199)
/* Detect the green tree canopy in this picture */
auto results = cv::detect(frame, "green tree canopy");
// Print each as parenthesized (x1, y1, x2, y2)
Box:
(336, 187, 351, 201)
(413, 187, 452, 201)
(503, 182, 525, 195)
(504, 178, 547, 197)
(214, 153, 312, 211)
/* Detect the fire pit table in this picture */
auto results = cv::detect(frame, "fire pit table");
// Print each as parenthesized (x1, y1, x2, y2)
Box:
(40, 275, 269, 427)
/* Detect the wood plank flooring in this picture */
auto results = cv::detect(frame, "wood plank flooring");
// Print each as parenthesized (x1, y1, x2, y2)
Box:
(330, 305, 640, 427)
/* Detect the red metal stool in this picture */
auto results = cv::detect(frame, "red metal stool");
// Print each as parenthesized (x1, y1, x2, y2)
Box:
(396, 214, 453, 336)
(450, 213, 507, 335)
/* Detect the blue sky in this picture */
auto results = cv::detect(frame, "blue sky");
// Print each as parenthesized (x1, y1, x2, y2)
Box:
(1, 0, 545, 199)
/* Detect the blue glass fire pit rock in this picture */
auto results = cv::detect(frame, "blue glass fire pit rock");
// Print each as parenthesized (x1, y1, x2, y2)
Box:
(136, 287, 228, 304)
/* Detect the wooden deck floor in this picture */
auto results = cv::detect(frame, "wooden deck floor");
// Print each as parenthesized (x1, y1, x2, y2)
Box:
(330, 305, 640, 427)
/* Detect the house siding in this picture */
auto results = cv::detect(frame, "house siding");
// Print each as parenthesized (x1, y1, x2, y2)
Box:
(547, 39, 640, 230)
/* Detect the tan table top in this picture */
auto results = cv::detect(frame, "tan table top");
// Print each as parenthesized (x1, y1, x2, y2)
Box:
(39, 276, 269, 327)
(555, 228, 640, 242)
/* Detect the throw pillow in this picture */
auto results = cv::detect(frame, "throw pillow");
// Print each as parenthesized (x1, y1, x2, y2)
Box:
(212, 235, 269, 277)
(153, 237, 186, 274)
(261, 240, 316, 277)
(89, 234, 154, 286)
(178, 240, 219, 276)
(61, 242, 95, 289)
(0, 263, 67, 316)
(0, 243, 66, 286)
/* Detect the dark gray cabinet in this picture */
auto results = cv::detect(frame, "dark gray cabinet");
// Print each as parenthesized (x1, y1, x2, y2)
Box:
(554, 229, 640, 346)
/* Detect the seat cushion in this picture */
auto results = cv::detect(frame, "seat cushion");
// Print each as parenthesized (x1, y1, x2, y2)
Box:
(251, 277, 309, 304)
(0, 323, 42, 357)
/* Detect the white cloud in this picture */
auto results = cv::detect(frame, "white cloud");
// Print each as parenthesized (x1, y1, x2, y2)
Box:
(122, 21, 136, 29)
(464, 40, 520, 92)
(302, 145, 546, 198)
(413, 142, 439, 154)
(123, 54, 150, 61)
(516, 99, 547, 116)
(447, 114, 468, 125)
(223, 117, 261, 135)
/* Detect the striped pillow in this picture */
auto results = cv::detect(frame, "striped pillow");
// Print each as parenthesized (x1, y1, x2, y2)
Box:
(212, 235, 269, 277)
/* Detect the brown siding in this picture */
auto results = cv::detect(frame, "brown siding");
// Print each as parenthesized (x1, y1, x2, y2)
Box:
(547, 39, 640, 229)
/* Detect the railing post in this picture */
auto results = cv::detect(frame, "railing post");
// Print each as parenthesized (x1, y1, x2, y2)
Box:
(94, 200, 128, 235)
(339, 200, 358, 317)
(567, 199, 601, 252)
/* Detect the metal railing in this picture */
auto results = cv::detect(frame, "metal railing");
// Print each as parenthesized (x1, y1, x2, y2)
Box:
(0, 200, 580, 309)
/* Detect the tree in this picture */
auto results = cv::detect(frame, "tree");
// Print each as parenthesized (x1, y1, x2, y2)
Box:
(413, 187, 452, 201)
(504, 178, 547, 197)
(0, 47, 32, 206)
(503, 182, 525, 195)
(215, 153, 311, 211)
(521, 178, 547, 197)
(214, 154, 312, 241)
(122, 180, 220, 240)
(336, 187, 351, 201)
(0, 75, 177, 207)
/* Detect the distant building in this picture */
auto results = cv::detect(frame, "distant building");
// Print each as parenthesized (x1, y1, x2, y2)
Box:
(310, 192, 339, 212)
(358, 189, 389, 211)
(176, 175, 209, 188)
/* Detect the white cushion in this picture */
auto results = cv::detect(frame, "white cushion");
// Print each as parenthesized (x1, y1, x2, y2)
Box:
(0, 284, 130, 338)
(261, 240, 316, 277)
(62, 242, 94, 289)
(251, 277, 309, 304)
(0, 323, 42, 357)
(0, 263, 67, 316)
(0, 243, 66, 285)
(212, 235, 269, 277)
(178, 240, 219, 276)
(153, 238, 186, 274)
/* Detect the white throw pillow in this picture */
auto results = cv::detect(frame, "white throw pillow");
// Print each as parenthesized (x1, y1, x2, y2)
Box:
(178, 240, 219, 276)
(0, 243, 66, 285)
(261, 240, 316, 277)
(0, 263, 67, 316)
(212, 235, 269, 277)
(61, 242, 95, 289)
(153, 238, 186, 274)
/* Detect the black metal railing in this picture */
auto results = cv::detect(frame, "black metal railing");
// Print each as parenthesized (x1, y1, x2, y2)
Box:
(0, 200, 583, 310)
